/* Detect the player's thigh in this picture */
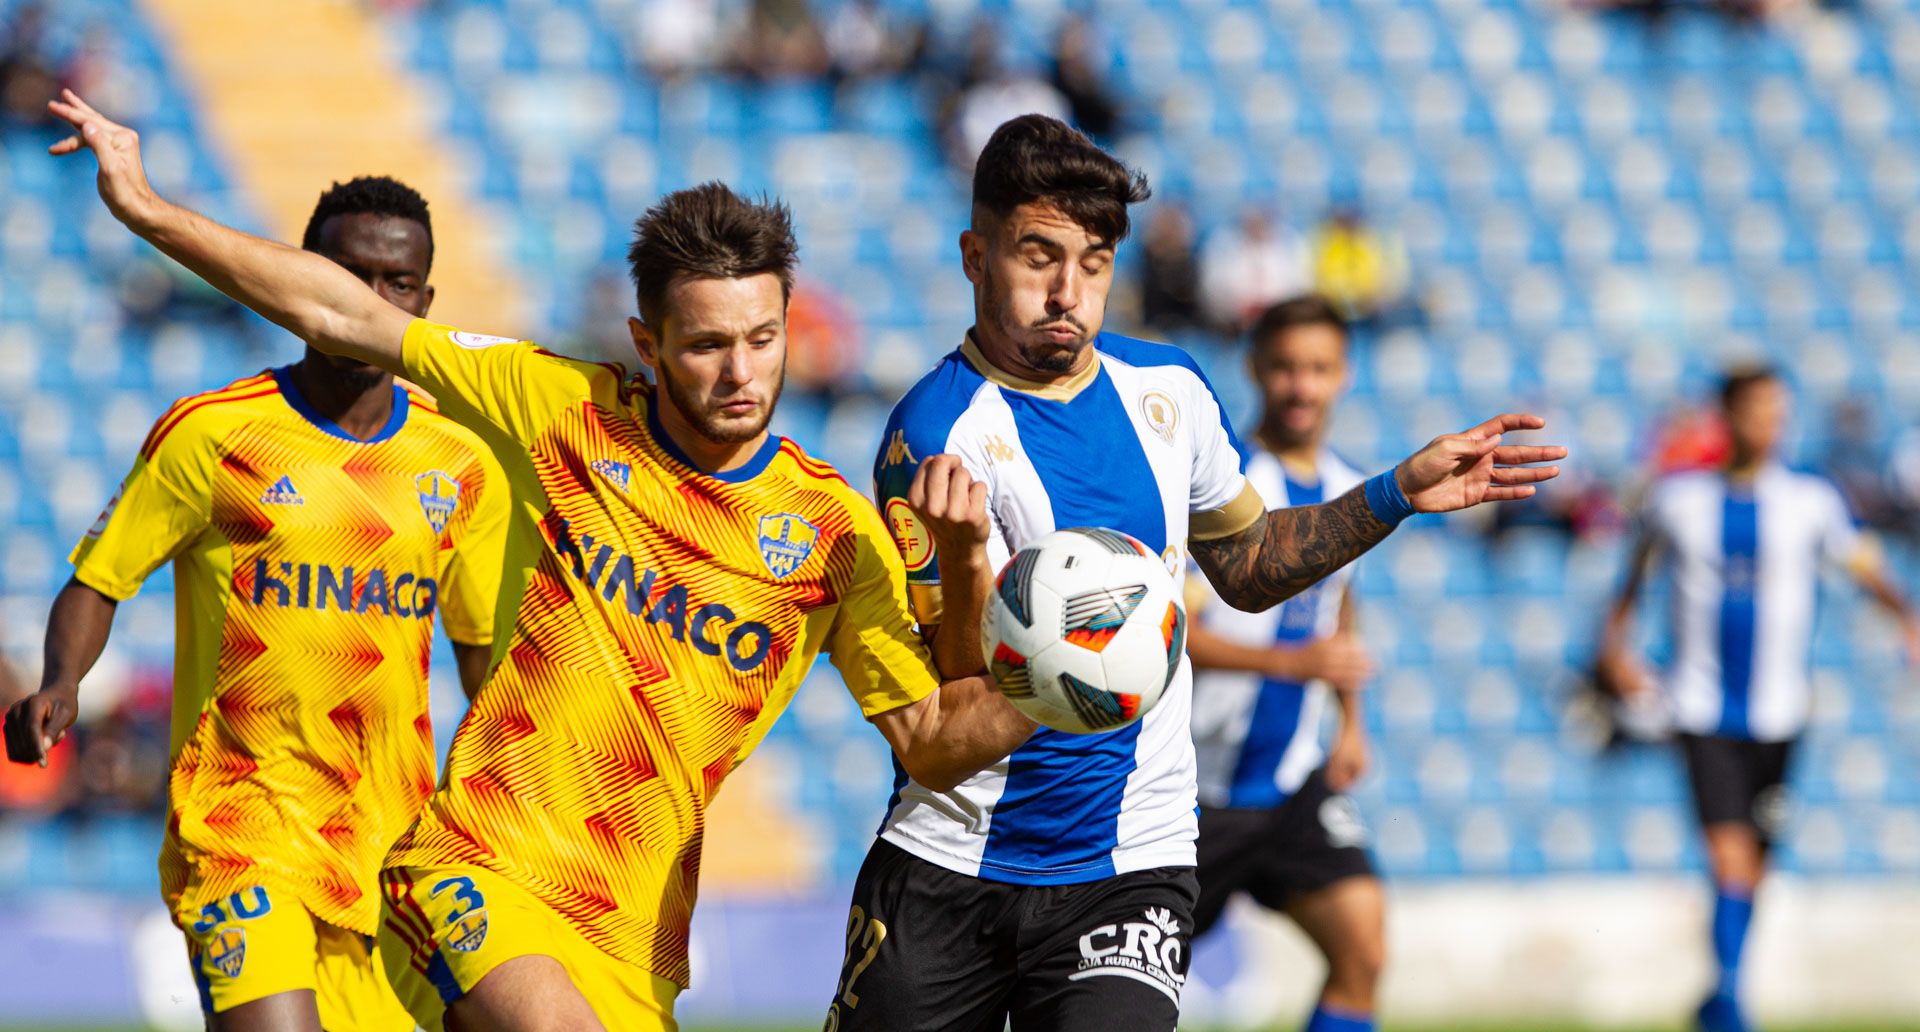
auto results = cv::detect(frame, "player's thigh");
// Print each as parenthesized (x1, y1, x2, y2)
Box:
(1007, 867, 1198, 1032)
(1283, 875, 1387, 977)
(1192, 806, 1267, 939)
(825, 840, 1016, 1032)
(311, 922, 414, 1032)
(207, 989, 323, 1032)
(379, 864, 619, 1032)
(1245, 770, 1377, 913)
(183, 883, 322, 1025)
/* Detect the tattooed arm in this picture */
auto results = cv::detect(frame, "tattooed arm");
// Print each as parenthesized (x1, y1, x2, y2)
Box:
(1192, 413, 1567, 613)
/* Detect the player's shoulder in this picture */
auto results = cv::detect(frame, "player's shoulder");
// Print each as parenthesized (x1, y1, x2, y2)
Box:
(771, 438, 892, 531)
(886, 346, 994, 448)
(1774, 465, 1850, 513)
(1094, 331, 1206, 377)
(400, 385, 497, 453)
(138, 369, 282, 460)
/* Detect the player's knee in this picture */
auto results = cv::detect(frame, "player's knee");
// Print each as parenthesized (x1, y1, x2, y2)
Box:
(1327, 928, 1386, 997)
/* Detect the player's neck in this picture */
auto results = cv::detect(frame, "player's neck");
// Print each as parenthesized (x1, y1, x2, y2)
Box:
(1723, 450, 1773, 482)
(289, 354, 394, 442)
(652, 397, 768, 474)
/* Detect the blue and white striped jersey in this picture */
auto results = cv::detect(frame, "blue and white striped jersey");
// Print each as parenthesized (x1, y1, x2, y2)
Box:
(1644, 465, 1861, 742)
(871, 333, 1263, 885)
(1189, 449, 1365, 809)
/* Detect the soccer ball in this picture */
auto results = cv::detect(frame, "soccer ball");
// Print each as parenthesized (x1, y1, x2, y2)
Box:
(980, 527, 1187, 734)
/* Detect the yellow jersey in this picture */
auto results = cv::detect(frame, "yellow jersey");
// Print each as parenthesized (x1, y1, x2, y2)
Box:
(382, 321, 939, 986)
(72, 367, 510, 937)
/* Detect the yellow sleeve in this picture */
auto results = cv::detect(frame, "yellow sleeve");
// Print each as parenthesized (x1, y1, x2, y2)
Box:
(435, 440, 511, 648)
(70, 413, 215, 601)
(826, 497, 943, 718)
(400, 319, 608, 448)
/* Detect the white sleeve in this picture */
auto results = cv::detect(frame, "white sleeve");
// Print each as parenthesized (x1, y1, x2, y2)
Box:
(1816, 481, 1865, 567)
(1186, 370, 1262, 541)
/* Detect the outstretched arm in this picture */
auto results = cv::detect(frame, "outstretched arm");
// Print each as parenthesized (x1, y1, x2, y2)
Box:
(47, 91, 411, 370)
(1193, 413, 1564, 612)
(1848, 547, 1920, 668)
(3, 579, 119, 766)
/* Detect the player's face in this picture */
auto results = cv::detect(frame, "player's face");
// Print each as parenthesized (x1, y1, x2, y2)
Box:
(632, 273, 787, 447)
(313, 213, 434, 386)
(1725, 379, 1789, 461)
(1252, 322, 1347, 448)
(963, 203, 1114, 377)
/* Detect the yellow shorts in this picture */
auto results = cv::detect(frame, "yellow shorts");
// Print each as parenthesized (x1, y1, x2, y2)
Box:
(379, 863, 680, 1032)
(181, 883, 412, 1031)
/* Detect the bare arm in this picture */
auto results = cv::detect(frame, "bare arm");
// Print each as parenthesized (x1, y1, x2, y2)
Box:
(1848, 546, 1920, 668)
(3, 579, 119, 765)
(1192, 413, 1565, 613)
(451, 643, 495, 702)
(870, 675, 1037, 792)
(1595, 527, 1661, 699)
(47, 91, 411, 369)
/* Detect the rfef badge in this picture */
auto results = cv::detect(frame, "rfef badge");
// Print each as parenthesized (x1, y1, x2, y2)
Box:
(758, 513, 819, 579)
(885, 498, 934, 572)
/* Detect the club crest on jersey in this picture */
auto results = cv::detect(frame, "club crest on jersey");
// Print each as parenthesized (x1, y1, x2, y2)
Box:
(1140, 389, 1179, 445)
(590, 458, 632, 493)
(86, 483, 125, 538)
(207, 927, 246, 978)
(758, 513, 819, 579)
(416, 471, 461, 534)
(449, 330, 518, 350)
(446, 908, 490, 953)
(260, 475, 304, 506)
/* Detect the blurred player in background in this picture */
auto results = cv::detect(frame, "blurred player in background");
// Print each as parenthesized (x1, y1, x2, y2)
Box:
(838, 114, 1563, 1032)
(38, 91, 1034, 1031)
(1186, 296, 1384, 1032)
(3, 175, 510, 1032)
(1600, 365, 1920, 1032)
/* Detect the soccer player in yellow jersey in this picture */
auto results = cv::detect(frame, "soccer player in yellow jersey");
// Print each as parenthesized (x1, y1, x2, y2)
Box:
(39, 92, 1038, 1031)
(3, 174, 511, 1031)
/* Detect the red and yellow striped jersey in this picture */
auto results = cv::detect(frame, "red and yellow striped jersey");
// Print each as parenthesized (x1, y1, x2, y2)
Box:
(72, 367, 510, 936)
(383, 321, 939, 986)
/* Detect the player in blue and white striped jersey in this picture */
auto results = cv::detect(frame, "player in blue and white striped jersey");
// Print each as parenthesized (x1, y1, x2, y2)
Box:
(1186, 297, 1384, 1032)
(1601, 366, 1920, 1032)
(823, 115, 1566, 1032)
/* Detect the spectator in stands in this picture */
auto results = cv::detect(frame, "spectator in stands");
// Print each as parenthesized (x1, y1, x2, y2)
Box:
(632, 0, 725, 81)
(1138, 202, 1205, 337)
(1822, 400, 1900, 533)
(784, 281, 862, 398)
(732, 0, 830, 80)
(1310, 205, 1410, 325)
(941, 23, 1070, 169)
(1198, 206, 1312, 333)
(824, 0, 925, 88)
(0, 2, 57, 128)
(60, 22, 141, 122)
(1887, 426, 1920, 540)
(1049, 17, 1121, 141)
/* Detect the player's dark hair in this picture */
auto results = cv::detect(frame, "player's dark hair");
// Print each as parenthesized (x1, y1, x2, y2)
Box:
(1249, 295, 1348, 353)
(627, 181, 798, 328)
(1719, 364, 1783, 409)
(301, 175, 434, 270)
(971, 114, 1151, 244)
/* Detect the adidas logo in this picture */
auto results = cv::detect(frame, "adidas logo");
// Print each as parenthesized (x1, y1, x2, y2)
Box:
(260, 475, 304, 506)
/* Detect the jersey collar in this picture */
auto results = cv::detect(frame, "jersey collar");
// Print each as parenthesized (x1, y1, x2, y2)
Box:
(960, 331, 1102, 403)
(641, 384, 784, 484)
(272, 365, 409, 444)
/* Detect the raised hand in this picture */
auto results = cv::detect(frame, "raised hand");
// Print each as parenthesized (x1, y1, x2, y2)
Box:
(47, 89, 161, 228)
(1397, 412, 1565, 513)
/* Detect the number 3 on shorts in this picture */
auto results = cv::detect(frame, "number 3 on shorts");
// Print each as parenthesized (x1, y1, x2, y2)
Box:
(429, 875, 491, 954)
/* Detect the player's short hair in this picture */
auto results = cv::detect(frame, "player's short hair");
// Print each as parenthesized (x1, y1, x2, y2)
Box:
(971, 114, 1151, 245)
(301, 175, 434, 270)
(1719, 363, 1783, 409)
(1249, 295, 1348, 353)
(627, 181, 798, 329)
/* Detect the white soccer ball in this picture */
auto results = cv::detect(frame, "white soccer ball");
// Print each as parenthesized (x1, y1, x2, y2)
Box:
(980, 527, 1186, 734)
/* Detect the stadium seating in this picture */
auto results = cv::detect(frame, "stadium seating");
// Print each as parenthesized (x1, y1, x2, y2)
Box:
(2, 0, 1918, 898)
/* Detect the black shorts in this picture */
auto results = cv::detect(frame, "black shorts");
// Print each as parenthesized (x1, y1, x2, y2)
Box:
(1679, 733, 1796, 846)
(823, 838, 1198, 1032)
(1193, 767, 1377, 939)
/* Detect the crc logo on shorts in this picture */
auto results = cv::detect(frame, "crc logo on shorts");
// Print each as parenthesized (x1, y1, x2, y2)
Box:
(207, 927, 247, 978)
(1753, 784, 1791, 839)
(1073, 905, 1186, 1004)
(758, 513, 819, 579)
(1140, 389, 1179, 445)
(449, 330, 518, 350)
(885, 498, 934, 572)
(1320, 795, 1371, 849)
(416, 471, 462, 534)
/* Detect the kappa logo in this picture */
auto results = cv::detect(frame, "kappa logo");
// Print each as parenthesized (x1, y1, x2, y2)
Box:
(1073, 905, 1187, 1004)
(884, 429, 916, 469)
(1140, 389, 1179, 445)
(758, 513, 819, 579)
(590, 458, 632, 493)
(260, 475, 304, 506)
(983, 436, 1018, 465)
(416, 471, 462, 534)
